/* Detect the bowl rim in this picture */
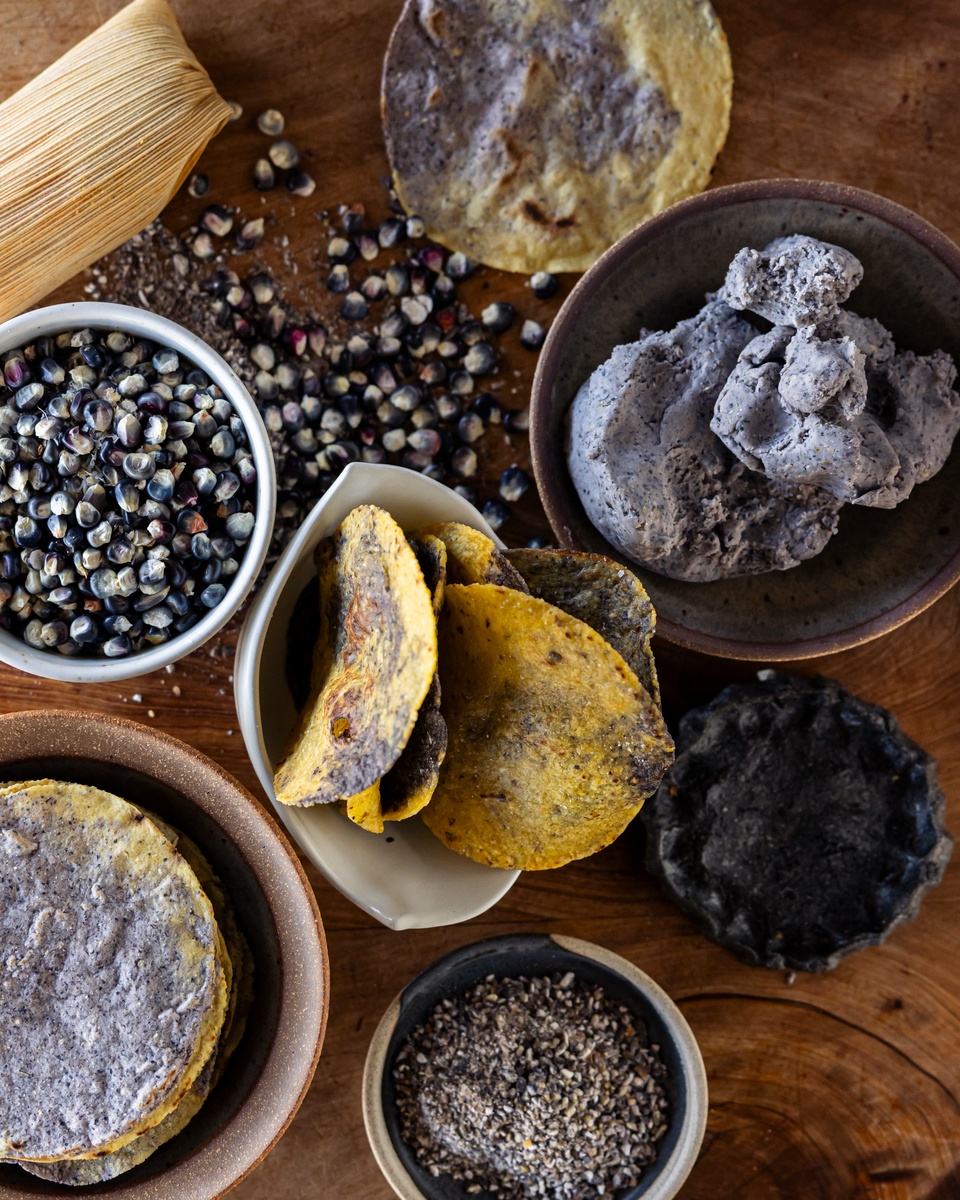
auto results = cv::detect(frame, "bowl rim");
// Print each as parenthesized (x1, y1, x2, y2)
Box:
(233, 461, 521, 931)
(0, 707, 328, 1200)
(0, 301, 277, 682)
(530, 177, 960, 661)
(361, 932, 708, 1200)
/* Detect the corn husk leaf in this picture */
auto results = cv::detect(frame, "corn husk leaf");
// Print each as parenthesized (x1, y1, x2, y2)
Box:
(0, 0, 231, 322)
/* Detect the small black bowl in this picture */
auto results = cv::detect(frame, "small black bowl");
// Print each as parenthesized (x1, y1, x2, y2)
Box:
(362, 933, 708, 1200)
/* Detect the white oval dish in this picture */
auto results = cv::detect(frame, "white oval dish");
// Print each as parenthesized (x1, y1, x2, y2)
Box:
(0, 302, 276, 683)
(234, 462, 520, 930)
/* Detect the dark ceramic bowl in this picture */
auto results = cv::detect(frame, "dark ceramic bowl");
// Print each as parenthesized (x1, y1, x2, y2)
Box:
(362, 934, 707, 1200)
(531, 179, 960, 660)
(0, 710, 328, 1200)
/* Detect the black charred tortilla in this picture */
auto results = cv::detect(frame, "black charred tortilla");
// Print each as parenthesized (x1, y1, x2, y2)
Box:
(643, 673, 952, 971)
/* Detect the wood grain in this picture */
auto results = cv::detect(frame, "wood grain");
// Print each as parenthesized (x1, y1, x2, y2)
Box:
(2, 0, 960, 1197)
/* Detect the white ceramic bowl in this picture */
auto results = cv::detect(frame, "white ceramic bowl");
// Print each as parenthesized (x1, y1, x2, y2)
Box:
(234, 462, 520, 930)
(0, 302, 276, 682)
(362, 934, 709, 1200)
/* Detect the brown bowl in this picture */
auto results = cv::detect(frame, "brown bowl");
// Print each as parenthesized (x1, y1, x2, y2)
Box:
(0, 710, 328, 1200)
(531, 179, 960, 660)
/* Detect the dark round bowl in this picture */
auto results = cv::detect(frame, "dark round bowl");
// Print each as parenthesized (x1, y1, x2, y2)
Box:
(530, 179, 960, 660)
(362, 933, 707, 1200)
(0, 710, 328, 1200)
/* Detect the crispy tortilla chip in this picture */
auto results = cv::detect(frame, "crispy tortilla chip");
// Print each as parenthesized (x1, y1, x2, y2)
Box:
(415, 522, 529, 591)
(274, 506, 437, 807)
(381, 535, 450, 823)
(422, 585, 674, 870)
(382, 0, 732, 273)
(381, 674, 447, 822)
(506, 548, 661, 707)
(289, 536, 448, 832)
(337, 781, 385, 834)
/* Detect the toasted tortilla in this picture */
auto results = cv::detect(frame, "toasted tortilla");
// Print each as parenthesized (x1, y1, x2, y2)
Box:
(410, 534, 448, 618)
(380, 674, 447, 823)
(415, 522, 528, 591)
(22, 821, 249, 1185)
(380, 535, 450, 822)
(274, 506, 437, 806)
(382, 0, 732, 273)
(0, 782, 224, 1163)
(338, 781, 386, 834)
(506, 548, 661, 707)
(337, 536, 450, 831)
(422, 585, 674, 869)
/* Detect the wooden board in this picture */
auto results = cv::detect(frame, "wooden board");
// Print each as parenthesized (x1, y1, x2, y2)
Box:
(3, 1, 960, 1196)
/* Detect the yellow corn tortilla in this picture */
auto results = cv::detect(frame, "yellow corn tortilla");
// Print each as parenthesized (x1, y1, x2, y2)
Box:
(422, 585, 674, 869)
(382, 0, 732, 272)
(506, 547, 661, 707)
(274, 506, 437, 807)
(415, 521, 528, 591)
(0, 782, 226, 1163)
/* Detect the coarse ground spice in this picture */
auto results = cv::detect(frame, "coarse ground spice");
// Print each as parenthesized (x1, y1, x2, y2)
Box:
(393, 971, 670, 1199)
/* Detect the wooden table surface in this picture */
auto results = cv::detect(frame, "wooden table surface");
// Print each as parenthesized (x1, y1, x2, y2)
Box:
(5, 1, 960, 1197)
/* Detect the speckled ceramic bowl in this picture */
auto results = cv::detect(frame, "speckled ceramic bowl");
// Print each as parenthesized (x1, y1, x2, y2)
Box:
(0, 709, 327, 1200)
(531, 179, 960, 660)
(363, 934, 708, 1200)
(0, 303, 276, 683)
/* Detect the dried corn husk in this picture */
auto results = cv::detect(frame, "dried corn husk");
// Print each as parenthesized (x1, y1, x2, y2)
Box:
(0, 0, 231, 323)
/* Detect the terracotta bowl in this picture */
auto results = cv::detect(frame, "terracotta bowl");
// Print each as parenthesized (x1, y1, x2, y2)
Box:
(0, 709, 327, 1200)
(363, 934, 708, 1200)
(531, 179, 960, 660)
